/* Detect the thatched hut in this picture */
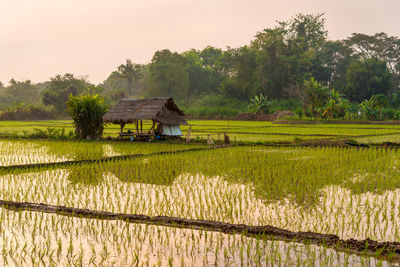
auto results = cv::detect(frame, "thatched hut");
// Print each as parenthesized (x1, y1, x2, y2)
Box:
(103, 97, 187, 139)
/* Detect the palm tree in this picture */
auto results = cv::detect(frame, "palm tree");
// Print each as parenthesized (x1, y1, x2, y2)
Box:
(117, 59, 143, 96)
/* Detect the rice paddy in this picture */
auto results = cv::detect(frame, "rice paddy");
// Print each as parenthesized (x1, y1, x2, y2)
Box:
(0, 120, 400, 265)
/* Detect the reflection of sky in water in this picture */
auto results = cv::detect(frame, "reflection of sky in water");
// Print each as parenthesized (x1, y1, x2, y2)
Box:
(0, 140, 122, 166)
(1, 169, 400, 243)
(2, 208, 391, 266)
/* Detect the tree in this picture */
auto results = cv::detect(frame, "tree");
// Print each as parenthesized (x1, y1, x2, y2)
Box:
(359, 96, 379, 120)
(251, 29, 289, 99)
(216, 46, 258, 101)
(373, 93, 388, 120)
(199, 46, 223, 69)
(248, 94, 271, 114)
(66, 94, 108, 139)
(117, 59, 143, 96)
(182, 50, 212, 98)
(252, 13, 328, 100)
(42, 73, 89, 114)
(303, 77, 329, 117)
(310, 40, 354, 90)
(277, 13, 328, 50)
(321, 89, 349, 119)
(0, 79, 40, 105)
(345, 32, 400, 91)
(146, 50, 189, 102)
(345, 58, 393, 102)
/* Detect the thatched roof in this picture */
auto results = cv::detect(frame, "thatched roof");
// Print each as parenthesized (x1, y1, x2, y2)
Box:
(103, 97, 188, 125)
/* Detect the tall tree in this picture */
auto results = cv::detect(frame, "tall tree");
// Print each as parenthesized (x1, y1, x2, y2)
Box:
(345, 58, 393, 102)
(42, 73, 89, 114)
(277, 13, 328, 51)
(345, 33, 400, 92)
(216, 46, 258, 101)
(146, 50, 189, 102)
(310, 40, 354, 90)
(0, 79, 40, 106)
(117, 59, 143, 96)
(251, 29, 289, 99)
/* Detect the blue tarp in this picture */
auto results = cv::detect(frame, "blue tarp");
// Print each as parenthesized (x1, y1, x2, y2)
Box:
(162, 125, 182, 136)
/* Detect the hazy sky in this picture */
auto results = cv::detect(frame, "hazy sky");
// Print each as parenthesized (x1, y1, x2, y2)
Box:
(1, 0, 399, 84)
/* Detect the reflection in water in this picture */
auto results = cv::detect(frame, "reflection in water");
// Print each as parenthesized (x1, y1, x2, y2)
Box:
(0, 208, 394, 266)
(2, 168, 400, 242)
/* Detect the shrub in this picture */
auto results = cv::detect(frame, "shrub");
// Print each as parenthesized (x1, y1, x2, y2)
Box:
(66, 94, 108, 139)
(0, 103, 56, 120)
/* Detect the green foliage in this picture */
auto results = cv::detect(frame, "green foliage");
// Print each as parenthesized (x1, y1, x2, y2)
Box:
(66, 94, 108, 139)
(247, 94, 271, 114)
(359, 96, 379, 120)
(303, 77, 329, 117)
(346, 58, 393, 102)
(0, 103, 56, 120)
(321, 89, 349, 119)
(0, 79, 40, 107)
(42, 74, 89, 114)
(359, 94, 389, 120)
(117, 59, 144, 96)
(216, 46, 258, 101)
(394, 110, 400, 120)
(28, 128, 74, 139)
(183, 94, 245, 118)
(146, 50, 189, 101)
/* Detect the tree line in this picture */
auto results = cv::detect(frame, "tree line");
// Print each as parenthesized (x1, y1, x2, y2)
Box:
(1, 13, 399, 120)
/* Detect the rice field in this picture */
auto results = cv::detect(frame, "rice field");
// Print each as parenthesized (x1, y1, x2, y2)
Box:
(0, 120, 400, 265)
(1, 119, 400, 144)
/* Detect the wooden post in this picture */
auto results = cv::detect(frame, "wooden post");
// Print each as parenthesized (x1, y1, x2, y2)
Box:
(120, 123, 125, 139)
(135, 121, 139, 140)
(140, 120, 143, 133)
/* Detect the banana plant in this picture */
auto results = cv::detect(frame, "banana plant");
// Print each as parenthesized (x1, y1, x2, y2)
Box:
(247, 94, 271, 114)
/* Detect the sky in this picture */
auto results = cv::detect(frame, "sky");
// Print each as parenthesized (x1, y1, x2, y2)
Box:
(0, 0, 399, 85)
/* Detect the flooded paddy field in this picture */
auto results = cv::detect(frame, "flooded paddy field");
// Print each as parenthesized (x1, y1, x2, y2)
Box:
(1, 121, 400, 265)
(0, 209, 396, 266)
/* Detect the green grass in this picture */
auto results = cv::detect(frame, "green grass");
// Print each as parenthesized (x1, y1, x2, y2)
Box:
(1, 119, 400, 144)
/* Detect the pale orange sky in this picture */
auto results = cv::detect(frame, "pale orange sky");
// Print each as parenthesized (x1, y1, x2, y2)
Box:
(1, 0, 399, 84)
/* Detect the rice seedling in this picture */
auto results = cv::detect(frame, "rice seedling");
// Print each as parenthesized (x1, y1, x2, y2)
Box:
(1, 146, 400, 243)
(0, 139, 207, 166)
(0, 208, 395, 266)
(1, 120, 399, 264)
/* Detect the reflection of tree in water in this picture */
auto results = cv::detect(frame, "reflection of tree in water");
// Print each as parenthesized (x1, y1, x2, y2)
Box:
(68, 164, 104, 185)
(64, 148, 399, 207)
(46, 142, 106, 161)
(67, 156, 179, 186)
(106, 157, 178, 186)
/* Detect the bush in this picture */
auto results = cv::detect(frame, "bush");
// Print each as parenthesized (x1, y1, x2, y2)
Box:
(0, 103, 56, 120)
(66, 94, 108, 139)
(181, 94, 247, 118)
